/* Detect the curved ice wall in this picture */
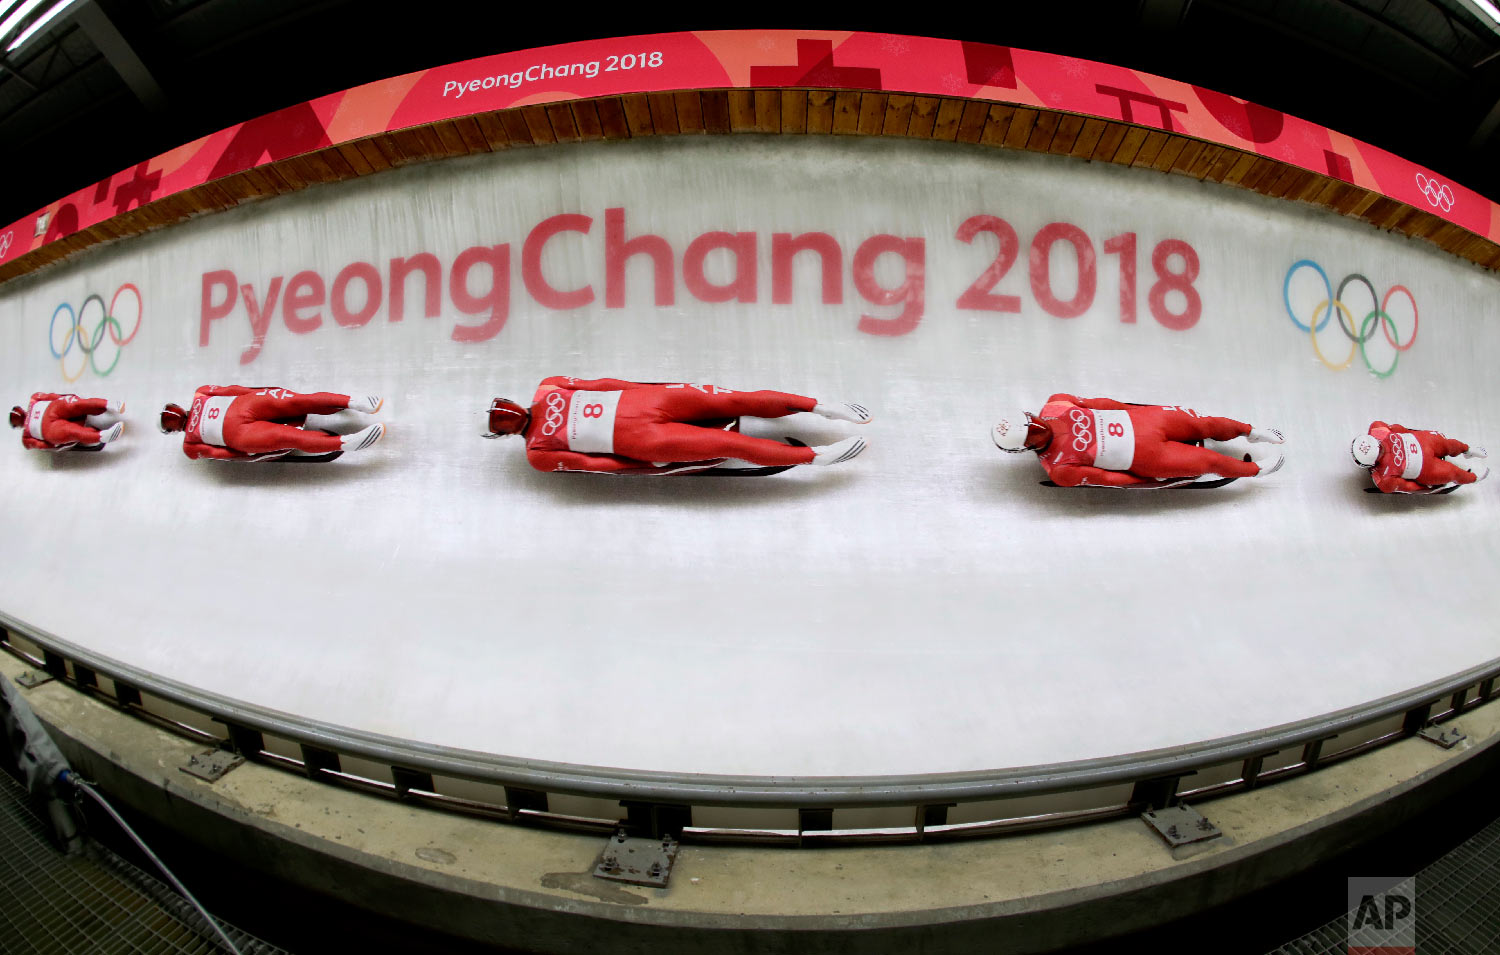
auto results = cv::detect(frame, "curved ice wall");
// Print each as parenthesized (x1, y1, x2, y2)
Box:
(1, 135, 1495, 778)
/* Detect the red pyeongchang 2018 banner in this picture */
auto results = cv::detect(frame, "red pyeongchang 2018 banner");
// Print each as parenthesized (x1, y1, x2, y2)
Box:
(0, 30, 1494, 271)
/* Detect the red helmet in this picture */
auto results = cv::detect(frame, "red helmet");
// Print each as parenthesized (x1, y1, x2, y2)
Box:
(8, 406, 22, 429)
(485, 398, 529, 437)
(159, 403, 188, 433)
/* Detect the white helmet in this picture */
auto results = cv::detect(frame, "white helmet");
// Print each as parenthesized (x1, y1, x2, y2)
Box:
(1350, 433, 1381, 467)
(993, 413, 1035, 453)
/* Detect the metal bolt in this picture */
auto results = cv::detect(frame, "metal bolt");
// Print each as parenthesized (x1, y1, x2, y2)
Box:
(648, 862, 662, 877)
(1165, 825, 1180, 839)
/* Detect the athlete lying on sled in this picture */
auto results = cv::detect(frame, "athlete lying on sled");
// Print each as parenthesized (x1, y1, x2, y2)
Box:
(992, 393, 1285, 488)
(1351, 422, 1487, 494)
(484, 377, 871, 474)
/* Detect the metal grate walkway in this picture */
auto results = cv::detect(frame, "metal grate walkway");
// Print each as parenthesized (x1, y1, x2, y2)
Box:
(0, 768, 289, 955)
(1269, 816, 1500, 954)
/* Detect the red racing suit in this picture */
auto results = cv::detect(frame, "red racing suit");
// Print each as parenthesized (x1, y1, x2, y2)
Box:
(1034, 394, 1259, 487)
(1366, 421, 1475, 493)
(523, 377, 817, 473)
(19, 392, 110, 450)
(181, 386, 353, 460)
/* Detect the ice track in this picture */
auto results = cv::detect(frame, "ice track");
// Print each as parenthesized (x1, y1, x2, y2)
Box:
(1, 136, 1497, 780)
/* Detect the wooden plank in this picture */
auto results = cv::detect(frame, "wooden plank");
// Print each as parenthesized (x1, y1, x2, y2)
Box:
(546, 103, 582, 142)
(1025, 110, 1061, 152)
(882, 94, 914, 136)
(1002, 107, 1038, 149)
(932, 98, 966, 141)
(857, 92, 888, 135)
(1167, 138, 1206, 175)
(806, 90, 835, 134)
(728, 90, 757, 131)
(646, 93, 680, 135)
(1129, 129, 1168, 168)
(621, 93, 655, 136)
(955, 100, 990, 143)
(1048, 114, 1084, 155)
(271, 156, 311, 189)
(473, 113, 511, 150)
(1273, 168, 1311, 199)
(832, 91, 862, 134)
(450, 116, 492, 154)
(780, 90, 806, 133)
(1070, 117, 1107, 158)
(978, 104, 1016, 147)
(1290, 171, 1328, 202)
(1238, 157, 1282, 192)
(674, 91, 706, 133)
(256, 163, 296, 193)
(313, 146, 357, 179)
(1346, 190, 1382, 217)
(755, 89, 781, 133)
(1202, 146, 1242, 183)
(1219, 151, 1260, 186)
(571, 100, 605, 141)
(414, 126, 450, 160)
(1180, 141, 1219, 178)
(500, 110, 534, 146)
(431, 120, 472, 157)
(1363, 197, 1405, 229)
(700, 91, 731, 134)
(1089, 122, 1129, 161)
(1151, 135, 1189, 172)
(1107, 125, 1149, 164)
(906, 96, 939, 138)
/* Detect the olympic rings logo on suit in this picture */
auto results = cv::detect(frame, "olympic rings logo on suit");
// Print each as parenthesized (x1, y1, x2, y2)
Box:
(1282, 261, 1417, 379)
(1391, 437, 1405, 471)
(1069, 408, 1093, 452)
(48, 283, 144, 382)
(541, 391, 567, 435)
(1414, 173, 1455, 212)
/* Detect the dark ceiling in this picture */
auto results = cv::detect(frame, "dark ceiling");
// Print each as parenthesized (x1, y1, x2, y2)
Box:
(2, 0, 1499, 228)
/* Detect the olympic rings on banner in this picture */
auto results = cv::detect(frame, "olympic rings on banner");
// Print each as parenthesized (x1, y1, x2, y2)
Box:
(1283, 262, 1417, 376)
(45, 283, 143, 380)
(1415, 173, 1455, 212)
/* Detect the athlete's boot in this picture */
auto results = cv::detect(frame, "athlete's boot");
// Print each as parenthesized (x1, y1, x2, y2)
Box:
(341, 423, 385, 452)
(106, 400, 125, 414)
(1247, 427, 1285, 444)
(1470, 463, 1491, 483)
(1463, 446, 1488, 460)
(347, 395, 384, 414)
(96, 422, 124, 445)
(1254, 454, 1285, 477)
(810, 436, 867, 466)
(814, 401, 873, 424)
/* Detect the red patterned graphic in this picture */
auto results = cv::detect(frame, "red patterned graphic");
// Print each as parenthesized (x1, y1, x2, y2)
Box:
(1, 31, 1494, 272)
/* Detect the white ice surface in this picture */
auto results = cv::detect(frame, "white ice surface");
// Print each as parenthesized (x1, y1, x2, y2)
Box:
(1, 136, 1497, 778)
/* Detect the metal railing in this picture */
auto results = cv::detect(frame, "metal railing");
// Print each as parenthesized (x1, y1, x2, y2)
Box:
(4, 609, 1495, 845)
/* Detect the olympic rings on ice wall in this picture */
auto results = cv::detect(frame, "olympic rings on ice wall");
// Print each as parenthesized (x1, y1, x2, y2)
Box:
(47, 283, 143, 381)
(1282, 261, 1417, 379)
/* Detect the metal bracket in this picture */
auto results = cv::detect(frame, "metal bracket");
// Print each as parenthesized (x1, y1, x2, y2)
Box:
(1419, 723, 1466, 749)
(179, 748, 244, 783)
(593, 828, 679, 888)
(1141, 804, 1222, 849)
(15, 670, 53, 688)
